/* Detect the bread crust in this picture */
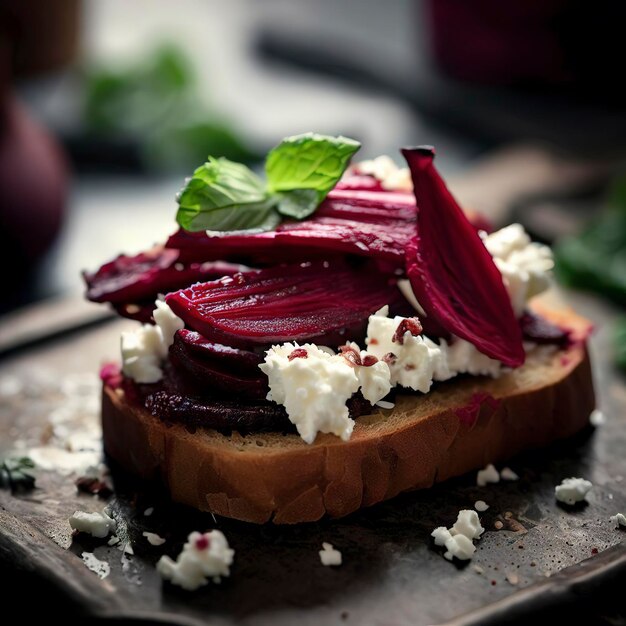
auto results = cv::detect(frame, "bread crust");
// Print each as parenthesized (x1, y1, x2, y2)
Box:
(102, 304, 595, 524)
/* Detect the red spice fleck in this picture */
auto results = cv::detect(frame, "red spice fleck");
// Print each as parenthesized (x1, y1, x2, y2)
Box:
(383, 352, 397, 365)
(392, 317, 423, 344)
(591, 547, 598, 555)
(369, 338, 379, 345)
(195, 535, 210, 550)
(288, 348, 308, 361)
(339, 345, 379, 367)
(362, 354, 378, 367)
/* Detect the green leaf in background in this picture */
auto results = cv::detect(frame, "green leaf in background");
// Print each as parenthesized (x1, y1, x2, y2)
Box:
(615, 317, 626, 372)
(266, 133, 361, 219)
(176, 157, 279, 232)
(82, 44, 263, 172)
(0, 456, 36, 493)
(555, 176, 626, 305)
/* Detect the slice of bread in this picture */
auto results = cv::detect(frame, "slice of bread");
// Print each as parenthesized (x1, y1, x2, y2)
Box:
(102, 303, 595, 524)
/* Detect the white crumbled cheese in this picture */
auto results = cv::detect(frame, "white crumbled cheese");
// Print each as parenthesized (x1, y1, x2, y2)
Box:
(375, 400, 395, 410)
(555, 477, 593, 505)
(259, 342, 390, 444)
(121, 324, 164, 383)
(500, 467, 519, 481)
(108, 535, 120, 546)
(124, 542, 134, 555)
(143, 531, 166, 546)
(356, 155, 412, 192)
(319, 542, 343, 566)
(366, 308, 501, 394)
(590, 409, 606, 426)
(365, 307, 450, 393)
(81, 552, 110, 579)
(432, 509, 484, 561)
(475, 500, 489, 512)
(446, 338, 502, 378)
(610, 513, 626, 529)
(153, 299, 185, 350)
(451, 509, 485, 540)
(69, 510, 116, 538)
(477, 464, 500, 487)
(144, 507, 154, 516)
(156, 530, 234, 591)
(343, 341, 392, 404)
(482, 224, 554, 316)
(121, 300, 184, 383)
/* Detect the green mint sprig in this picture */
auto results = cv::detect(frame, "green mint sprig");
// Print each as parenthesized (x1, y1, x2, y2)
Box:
(176, 133, 360, 233)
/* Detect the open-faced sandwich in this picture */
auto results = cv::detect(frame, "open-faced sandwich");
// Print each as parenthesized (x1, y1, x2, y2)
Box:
(85, 134, 595, 524)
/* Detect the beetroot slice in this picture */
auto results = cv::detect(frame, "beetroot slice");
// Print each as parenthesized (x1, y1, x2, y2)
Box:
(403, 147, 524, 367)
(166, 261, 404, 349)
(169, 337, 268, 399)
(520, 311, 570, 347)
(84, 246, 246, 304)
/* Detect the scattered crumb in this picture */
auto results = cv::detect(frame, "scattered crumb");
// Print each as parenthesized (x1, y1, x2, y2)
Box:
(143, 531, 166, 546)
(473, 565, 484, 575)
(506, 572, 519, 585)
(107, 535, 120, 546)
(494, 521, 504, 530)
(124, 542, 134, 555)
(375, 400, 395, 410)
(555, 477, 592, 505)
(143, 507, 154, 516)
(530, 561, 536, 567)
(474, 500, 489, 512)
(610, 513, 626, 529)
(477, 464, 500, 487)
(69, 510, 116, 538)
(319, 542, 342, 567)
(81, 552, 110, 579)
(504, 511, 513, 519)
(517, 544, 524, 549)
(500, 467, 519, 481)
(589, 409, 606, 426)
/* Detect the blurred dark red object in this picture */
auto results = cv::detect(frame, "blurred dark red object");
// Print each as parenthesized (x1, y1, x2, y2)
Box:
(0, 1, 77, 295)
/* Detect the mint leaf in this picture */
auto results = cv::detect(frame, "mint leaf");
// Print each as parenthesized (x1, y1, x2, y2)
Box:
(274, 189, 318, 219)
(176, 157, 279, 232)
(266, 133, 360, 219)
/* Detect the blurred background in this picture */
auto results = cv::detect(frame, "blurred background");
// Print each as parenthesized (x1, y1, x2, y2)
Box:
(1, 0, 625, 357)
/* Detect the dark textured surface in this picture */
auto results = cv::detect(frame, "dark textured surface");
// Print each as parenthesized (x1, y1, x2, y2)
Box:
(0, 291, 625, 625)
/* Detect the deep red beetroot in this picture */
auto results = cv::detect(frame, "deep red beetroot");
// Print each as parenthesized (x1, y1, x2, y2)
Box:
(403, 147, 524, 367)
(170, 335, 268, 399)
(520, 311, 570, 346)
(166, 261, 406, 349)
(84, 246, 246, 305)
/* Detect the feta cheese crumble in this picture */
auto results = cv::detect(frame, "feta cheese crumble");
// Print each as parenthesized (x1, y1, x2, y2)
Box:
(474, 500, 489, 512)
(319, 542, 343, 566)
(432, 510, 485, 561)
(157, 530, 234, 591)
(259, 342, 390, 444)
(482, 224, 554, 316)
(356, 155, 412, 192)
(500, 467, 519, 481)
(555, 477, 593, 505)
(476, 464, 500, 487)
(69, 509, 116, 538)
(143, 531, 166, 546)
(121, 300, 184, 383)
(610, 513, 626, 529)
(590, 409, 606, 427)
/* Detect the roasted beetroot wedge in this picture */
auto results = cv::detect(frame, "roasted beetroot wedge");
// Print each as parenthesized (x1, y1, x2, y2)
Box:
(166, 261, 405, 348)
(170, 334, 268, 399)
(84, 246, 246, 305)
(403, 147, 524, 367)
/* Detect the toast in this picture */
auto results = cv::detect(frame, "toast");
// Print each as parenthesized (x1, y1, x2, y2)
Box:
(102, 303, 594, 524)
